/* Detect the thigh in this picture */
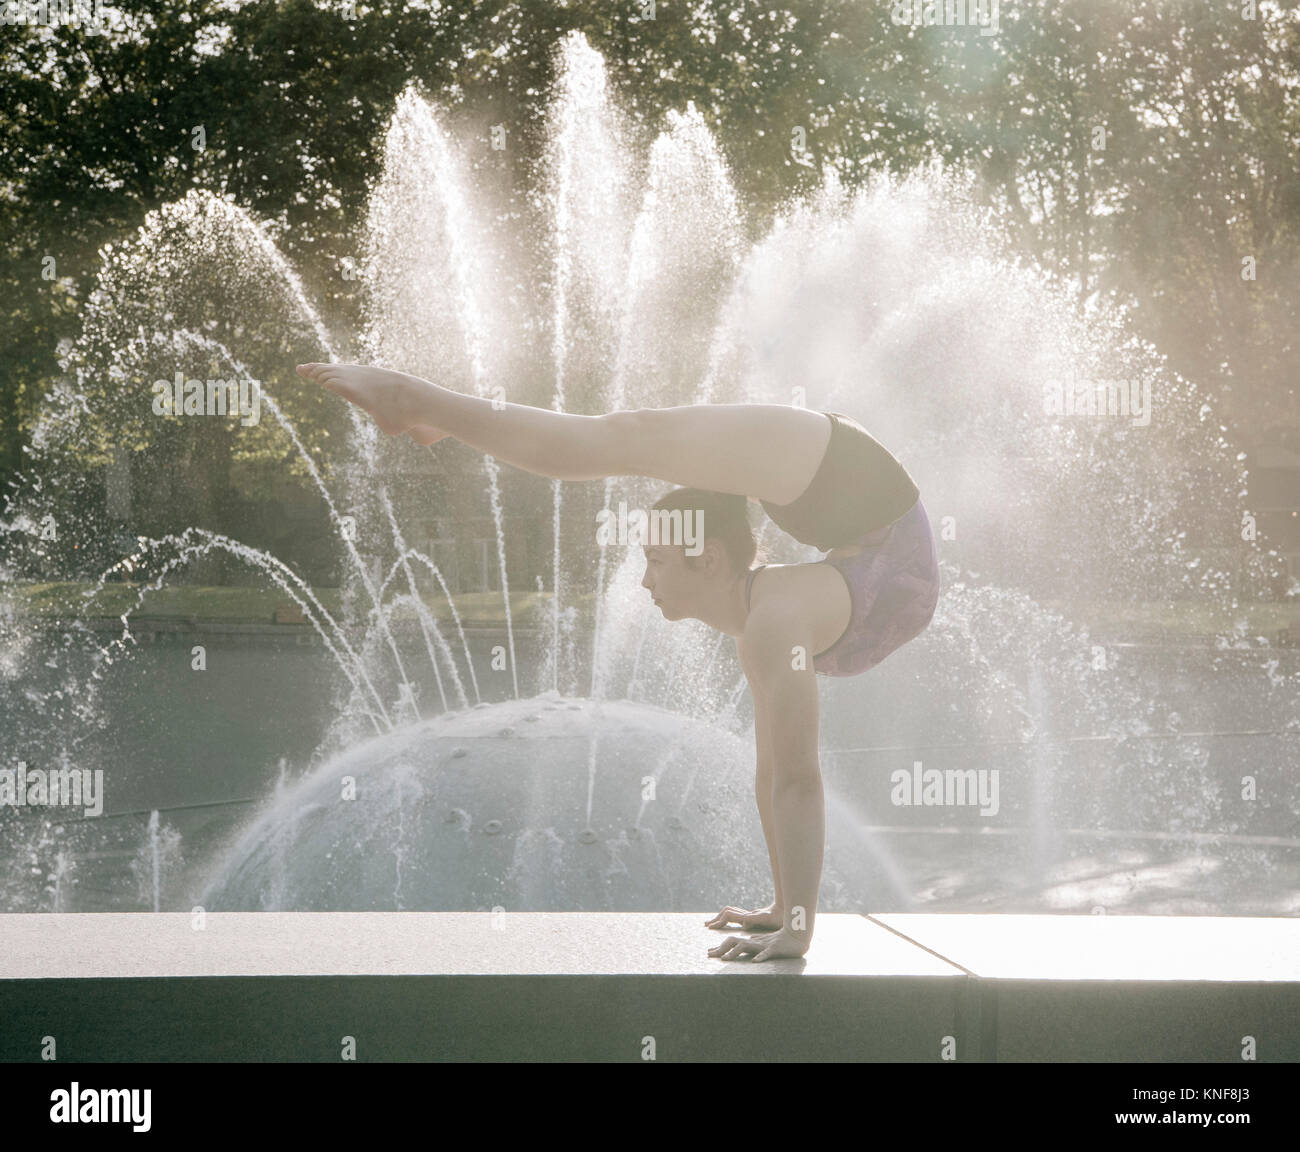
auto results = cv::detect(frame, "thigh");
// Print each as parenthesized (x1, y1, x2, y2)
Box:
(629, 404, 832, 505)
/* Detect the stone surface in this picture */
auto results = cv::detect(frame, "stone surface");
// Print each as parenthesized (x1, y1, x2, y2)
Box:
(0, 912, 959, 978)
(2, 912, 1296, 1061)
(874, 913, 1300, 981)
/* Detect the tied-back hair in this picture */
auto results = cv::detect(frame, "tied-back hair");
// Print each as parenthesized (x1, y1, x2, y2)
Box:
(650, 487, 765, 574)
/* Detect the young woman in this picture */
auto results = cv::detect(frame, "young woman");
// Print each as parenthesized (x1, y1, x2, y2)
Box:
(296, 362, 941, 962)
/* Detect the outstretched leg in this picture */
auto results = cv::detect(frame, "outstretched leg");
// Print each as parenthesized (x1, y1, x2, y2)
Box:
(297, 363, 831, 505)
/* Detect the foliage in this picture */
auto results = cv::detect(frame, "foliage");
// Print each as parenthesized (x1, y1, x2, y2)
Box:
(1, 0, 1296, 525)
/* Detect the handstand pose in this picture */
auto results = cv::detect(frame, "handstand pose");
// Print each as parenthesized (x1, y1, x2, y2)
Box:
(297, 362, 941, 962)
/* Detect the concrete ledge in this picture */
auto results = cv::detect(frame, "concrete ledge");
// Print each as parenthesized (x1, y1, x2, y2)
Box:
(874, 914, 1300, 1063)
(1, 913, 1296, 1061)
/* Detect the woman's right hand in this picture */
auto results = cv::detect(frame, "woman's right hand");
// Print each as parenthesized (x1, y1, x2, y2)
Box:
(705, 902, 784, 931)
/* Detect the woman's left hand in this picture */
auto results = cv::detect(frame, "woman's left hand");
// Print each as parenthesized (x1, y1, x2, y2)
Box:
(707, 927, 811, 962)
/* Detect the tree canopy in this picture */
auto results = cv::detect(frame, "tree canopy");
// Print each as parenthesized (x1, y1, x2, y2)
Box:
(2, 0, 1296, 564)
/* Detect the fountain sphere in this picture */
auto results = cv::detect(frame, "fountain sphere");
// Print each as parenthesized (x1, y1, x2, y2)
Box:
(202, 693, 761, 911)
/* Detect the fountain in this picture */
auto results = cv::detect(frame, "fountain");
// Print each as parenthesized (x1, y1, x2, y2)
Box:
(1, 32, 1295, 916)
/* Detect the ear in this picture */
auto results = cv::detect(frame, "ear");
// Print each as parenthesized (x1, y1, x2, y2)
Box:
(698, 536, 728, 573)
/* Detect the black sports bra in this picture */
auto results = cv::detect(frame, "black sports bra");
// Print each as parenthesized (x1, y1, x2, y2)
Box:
(759, 411, 919, 551)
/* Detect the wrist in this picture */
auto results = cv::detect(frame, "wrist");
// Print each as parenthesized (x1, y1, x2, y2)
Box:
(783, 907, 814, 934)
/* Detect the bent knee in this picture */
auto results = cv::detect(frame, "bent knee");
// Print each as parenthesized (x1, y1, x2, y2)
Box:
(601, 407, 645, 437)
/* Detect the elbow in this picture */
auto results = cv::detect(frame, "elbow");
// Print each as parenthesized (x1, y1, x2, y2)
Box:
(773, 762, 822, 794)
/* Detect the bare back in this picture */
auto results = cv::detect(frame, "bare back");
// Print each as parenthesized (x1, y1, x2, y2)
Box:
(735, 558, 855, 680)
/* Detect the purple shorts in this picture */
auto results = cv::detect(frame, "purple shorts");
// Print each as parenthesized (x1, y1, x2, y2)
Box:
(812, 496, 940, 678)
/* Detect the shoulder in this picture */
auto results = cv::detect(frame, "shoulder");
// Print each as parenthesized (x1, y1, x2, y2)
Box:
(740, 565, 825, 667)
(746, 562, 843, 621)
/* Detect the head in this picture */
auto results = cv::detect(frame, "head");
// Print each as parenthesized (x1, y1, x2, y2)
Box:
(641, 487, 764, 622)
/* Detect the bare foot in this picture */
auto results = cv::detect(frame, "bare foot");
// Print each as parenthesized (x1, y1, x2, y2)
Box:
(296, 362, 449, 444)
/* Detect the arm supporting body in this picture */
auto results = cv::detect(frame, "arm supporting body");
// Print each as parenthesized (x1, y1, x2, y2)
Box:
(753, 700, 786, 912)
(744, 604, 825, 946)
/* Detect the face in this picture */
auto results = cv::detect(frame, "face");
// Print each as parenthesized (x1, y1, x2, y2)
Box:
(641, 542, 703, 620)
